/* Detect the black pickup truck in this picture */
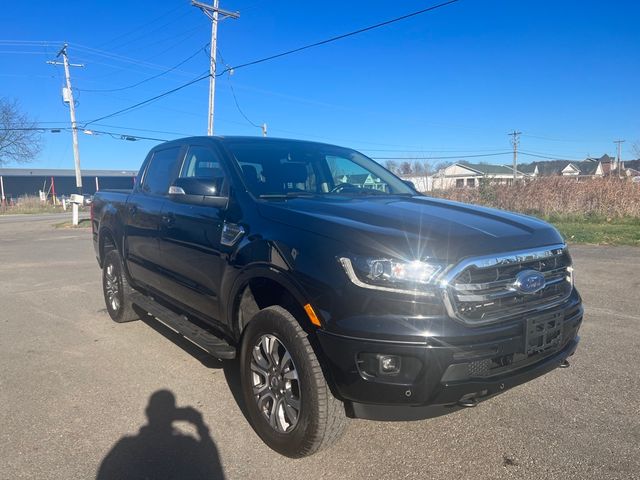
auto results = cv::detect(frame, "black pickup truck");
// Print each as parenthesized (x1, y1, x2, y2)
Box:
(92, 136, 582, 457)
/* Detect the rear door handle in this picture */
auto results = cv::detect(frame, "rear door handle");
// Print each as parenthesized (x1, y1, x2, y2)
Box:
(162, 213, 175, 226)
(128, 205, 138, 215)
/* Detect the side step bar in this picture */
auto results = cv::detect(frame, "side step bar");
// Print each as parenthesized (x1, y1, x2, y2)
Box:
(131, 293, 236, 360)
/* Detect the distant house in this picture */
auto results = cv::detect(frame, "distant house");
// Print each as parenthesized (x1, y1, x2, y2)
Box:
(432, 163, 526, 189)
(519, 155, 624, 179)
(561, 160, 602, 177)
(399, 174, 433, 192)
(336, 173, 387, 191)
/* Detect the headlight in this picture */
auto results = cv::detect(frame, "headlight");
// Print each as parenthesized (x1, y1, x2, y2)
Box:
(338, 256, 444, 296)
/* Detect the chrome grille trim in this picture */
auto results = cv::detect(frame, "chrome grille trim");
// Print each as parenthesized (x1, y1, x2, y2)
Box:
(452, 266, 567, 292)
(439, 244, 573, 326)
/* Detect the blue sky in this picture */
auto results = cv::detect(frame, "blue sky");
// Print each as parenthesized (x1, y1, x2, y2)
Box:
(1, 0, 639, 170)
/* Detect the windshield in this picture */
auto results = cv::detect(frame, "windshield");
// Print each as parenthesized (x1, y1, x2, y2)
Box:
(224, 140, 414, 198)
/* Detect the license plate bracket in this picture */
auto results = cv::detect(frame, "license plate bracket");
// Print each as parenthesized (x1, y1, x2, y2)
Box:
(525, 311, 563, 355)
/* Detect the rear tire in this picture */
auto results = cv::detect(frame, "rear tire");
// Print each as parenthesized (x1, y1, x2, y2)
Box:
(240, 306, 346, 457)
(102, 250, 139, 323)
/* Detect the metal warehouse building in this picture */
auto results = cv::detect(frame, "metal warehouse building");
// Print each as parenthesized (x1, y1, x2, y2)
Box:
(0, 168, 137, 201)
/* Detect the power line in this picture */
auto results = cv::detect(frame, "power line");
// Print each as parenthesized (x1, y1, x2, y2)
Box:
(70, 43, 199, 77)
(91, 123, 194, 137)
(96, 5, 184, 49)
(76, 43, 209, 93)
(361, 147, 508, 153)
(85, 129, 168, 142)
(217, 49, 263, 132)
(519, 151, 584, 161)
(221, 0, 459, 75)
(0, 126, 168, 142)
(371, 152, 512, 160)
(519, 149, 584, 161)
(0, 40, 64, 45)
(107, 9, 194, 52)
(82, 71, 210, 128)
(79, 0, 460, 130)
(521, 132, 590, 143)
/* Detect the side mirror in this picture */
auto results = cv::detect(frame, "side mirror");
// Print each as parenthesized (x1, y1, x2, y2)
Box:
(169, 177, 228, 208)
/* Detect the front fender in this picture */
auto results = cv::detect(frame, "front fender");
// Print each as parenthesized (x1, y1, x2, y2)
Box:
(224, 262, 311, 338)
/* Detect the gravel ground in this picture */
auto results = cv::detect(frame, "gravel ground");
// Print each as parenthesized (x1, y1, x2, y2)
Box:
(0, 214, 638, 479)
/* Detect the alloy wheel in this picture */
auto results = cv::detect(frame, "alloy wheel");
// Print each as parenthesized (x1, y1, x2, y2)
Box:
(250, 334, 301, 433)
(104, 262, 121, 312)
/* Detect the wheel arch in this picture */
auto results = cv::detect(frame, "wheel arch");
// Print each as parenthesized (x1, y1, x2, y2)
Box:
(227, 266, 315, 340)
(98, 226, 118, 267)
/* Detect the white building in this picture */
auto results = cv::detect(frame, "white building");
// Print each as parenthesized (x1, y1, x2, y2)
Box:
(432, 163, 526, 189)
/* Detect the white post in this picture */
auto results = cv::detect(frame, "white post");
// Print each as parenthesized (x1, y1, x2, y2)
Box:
(72, 202, 79, 225)
(95, 176, 99, 192)
(0, 175, 4, 205)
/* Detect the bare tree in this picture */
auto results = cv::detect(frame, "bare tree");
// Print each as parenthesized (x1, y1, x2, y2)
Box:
(0, 98, 42, 166)
(432, 161, 451, 174)
(633, 142, 640, 159)
(412, 160, 429, 175)
(399, 161, 412, 175)
(384, 160, 399, 173)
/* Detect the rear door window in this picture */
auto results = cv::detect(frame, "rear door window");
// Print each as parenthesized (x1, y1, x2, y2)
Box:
(142, 147, 182, 196)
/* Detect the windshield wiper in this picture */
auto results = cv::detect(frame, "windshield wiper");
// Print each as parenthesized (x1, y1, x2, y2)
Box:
(332, 189, 396, 196)
(258, 192, 316, 199)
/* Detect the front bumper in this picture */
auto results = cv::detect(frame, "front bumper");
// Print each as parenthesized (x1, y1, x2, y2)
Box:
(316, 292, 582, 420)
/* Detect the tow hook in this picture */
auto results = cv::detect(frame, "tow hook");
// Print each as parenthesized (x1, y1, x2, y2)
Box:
(559, 359, 570, 369)
(458, 397, 478, 408)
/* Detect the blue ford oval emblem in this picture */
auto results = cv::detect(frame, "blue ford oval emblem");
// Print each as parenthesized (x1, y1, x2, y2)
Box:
(514, 270, 546, 294)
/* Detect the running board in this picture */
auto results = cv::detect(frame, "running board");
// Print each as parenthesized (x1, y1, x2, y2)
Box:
(131, 293, 236, 360)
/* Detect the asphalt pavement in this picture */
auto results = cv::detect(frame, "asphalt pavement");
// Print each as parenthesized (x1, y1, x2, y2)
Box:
(0, 214, 638, 479)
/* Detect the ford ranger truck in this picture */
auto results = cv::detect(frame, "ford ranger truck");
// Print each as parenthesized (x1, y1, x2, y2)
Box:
(91, 136, 582, 457)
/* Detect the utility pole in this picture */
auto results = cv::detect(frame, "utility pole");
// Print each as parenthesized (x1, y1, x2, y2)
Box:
(47, 44, 84, 225)
(192, 0, 239, 136)
(508, 130, 521, 182)
(614, 139, 625, 179)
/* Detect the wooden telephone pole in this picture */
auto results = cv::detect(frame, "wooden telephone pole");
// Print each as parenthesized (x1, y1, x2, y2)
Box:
(192, 0, 239, 136)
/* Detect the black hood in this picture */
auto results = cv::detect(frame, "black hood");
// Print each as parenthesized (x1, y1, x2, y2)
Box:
(257, 195, 564, 263)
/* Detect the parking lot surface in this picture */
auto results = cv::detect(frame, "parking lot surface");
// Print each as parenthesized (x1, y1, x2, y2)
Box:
(1, 214, 638, 479)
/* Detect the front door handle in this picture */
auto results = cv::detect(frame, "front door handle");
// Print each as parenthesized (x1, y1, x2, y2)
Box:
(161, 213, 175, 226)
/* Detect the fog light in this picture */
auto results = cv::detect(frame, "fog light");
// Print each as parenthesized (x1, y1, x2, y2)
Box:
(378, 354, 401, 375)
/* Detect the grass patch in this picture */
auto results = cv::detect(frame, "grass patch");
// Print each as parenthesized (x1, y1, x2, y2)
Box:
(541, 216, 640, 246)
(0, 204, 63, 215)
(53, 218, 91, 229)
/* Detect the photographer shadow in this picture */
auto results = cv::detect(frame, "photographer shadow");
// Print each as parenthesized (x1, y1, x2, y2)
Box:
(97, 390, 225, 480)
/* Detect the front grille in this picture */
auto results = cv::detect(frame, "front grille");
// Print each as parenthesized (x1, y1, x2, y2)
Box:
(445, 245, 573, 324)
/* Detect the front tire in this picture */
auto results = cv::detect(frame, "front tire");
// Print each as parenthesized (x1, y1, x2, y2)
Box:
(102, 250, 139, 323)
(240, 306, 346, 457)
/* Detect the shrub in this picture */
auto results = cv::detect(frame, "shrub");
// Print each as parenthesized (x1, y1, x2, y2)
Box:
(429, 178, 640, 218)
